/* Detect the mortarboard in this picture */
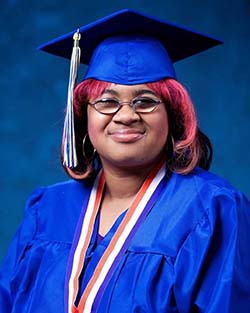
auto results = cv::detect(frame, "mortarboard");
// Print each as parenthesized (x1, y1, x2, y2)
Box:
(38, 8, 222, 168)
(39, 8, 222, 84)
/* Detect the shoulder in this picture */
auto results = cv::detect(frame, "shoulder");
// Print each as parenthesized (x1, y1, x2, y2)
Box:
(172, 166, 239, 194)
(39, 179, 92, 200)
(131, 168, 250, 255)
(182, 167, 250, 217)
(188, 167, 239, 191)
(173, 167, 250, 227)
(168, 167, 249, 211)
(23, 179, 94, 243)
(26, 178, 93, 207)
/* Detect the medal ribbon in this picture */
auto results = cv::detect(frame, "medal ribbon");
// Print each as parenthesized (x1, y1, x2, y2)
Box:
(65, 160, 166, 313)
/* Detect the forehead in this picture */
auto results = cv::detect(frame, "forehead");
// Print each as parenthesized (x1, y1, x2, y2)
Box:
(102, 83, 157, 96)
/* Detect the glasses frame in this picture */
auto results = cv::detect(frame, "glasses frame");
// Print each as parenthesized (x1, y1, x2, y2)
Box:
(88, 97, 164, 115)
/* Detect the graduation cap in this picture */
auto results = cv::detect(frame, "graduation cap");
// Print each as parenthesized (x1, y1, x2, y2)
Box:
(38, 8, 222, 168)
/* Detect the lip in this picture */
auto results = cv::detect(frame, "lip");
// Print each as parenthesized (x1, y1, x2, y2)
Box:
(108, 129, 145, 143)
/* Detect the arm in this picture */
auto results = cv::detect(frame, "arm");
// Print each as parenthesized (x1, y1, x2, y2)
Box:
(0, 188, 43, 312)
(174, 189, 250, 313)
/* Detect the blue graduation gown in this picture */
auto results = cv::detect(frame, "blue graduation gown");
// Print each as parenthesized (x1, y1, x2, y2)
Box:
(0, 167, 250, 312)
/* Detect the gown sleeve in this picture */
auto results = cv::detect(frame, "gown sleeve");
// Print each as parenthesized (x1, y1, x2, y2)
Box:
(0, 187, 44, 312)
(174, 187, 250, 313)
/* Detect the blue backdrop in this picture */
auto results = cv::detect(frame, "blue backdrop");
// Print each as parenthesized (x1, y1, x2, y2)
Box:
(0, 0, 249, 261)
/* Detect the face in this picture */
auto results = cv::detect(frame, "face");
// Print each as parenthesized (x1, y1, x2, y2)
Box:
(87, 84, 169, 171)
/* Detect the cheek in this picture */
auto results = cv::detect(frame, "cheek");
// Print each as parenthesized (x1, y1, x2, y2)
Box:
(152, 111, 169, 142)
(155, 123, 168, 148)
(88, 123, 98, 147)
(87, 108, 110, 147)
(87, 110, 99, 147)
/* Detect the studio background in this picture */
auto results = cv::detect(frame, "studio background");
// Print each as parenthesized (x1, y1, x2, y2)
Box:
(0, 0, 249, 262)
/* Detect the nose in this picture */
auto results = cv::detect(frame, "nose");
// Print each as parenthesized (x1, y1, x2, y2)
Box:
(112, 103, 140, 124)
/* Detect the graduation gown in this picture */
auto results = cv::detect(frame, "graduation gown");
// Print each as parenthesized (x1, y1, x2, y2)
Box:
(0, 167, 250, 312)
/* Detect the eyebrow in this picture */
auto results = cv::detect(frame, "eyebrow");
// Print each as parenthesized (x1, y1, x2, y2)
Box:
(134, 89, 158, 97)
(101, 88, 159, 97)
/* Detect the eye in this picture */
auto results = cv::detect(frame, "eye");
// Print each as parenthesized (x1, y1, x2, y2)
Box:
(92, 98, 120, 114)
(133, 97, 160, 108)
(95, 98, 119, 108)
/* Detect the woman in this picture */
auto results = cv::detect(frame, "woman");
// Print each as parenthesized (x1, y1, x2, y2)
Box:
(0, 9, 249, 313)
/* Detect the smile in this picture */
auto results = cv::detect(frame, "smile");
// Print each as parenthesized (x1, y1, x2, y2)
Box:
(108, 129, 145, 143)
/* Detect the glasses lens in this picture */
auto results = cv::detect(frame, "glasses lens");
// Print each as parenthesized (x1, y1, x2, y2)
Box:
(133, 98, 160, 113)
(94, 99, 119, 114)
(91, 97, 161, 114)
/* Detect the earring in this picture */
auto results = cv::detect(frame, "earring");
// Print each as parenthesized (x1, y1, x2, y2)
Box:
(82, 134, 96, 162)
(171, 135, 175, 151)
(166, 135, 175, 166)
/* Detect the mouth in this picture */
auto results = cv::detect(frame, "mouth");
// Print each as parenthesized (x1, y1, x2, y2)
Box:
(108, 129, 145, 143)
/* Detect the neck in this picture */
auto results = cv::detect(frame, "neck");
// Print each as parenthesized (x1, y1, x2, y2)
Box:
(101, 158, 163, 200)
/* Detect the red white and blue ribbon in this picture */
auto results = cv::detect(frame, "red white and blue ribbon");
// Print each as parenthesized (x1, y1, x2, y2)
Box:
(65, 161, 167, 313)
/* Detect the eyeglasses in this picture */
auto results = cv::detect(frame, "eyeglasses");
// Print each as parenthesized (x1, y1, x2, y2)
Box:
(88, 97, 163, 115)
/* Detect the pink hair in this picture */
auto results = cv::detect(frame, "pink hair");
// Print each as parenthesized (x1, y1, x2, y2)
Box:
(147, 79, 199, 173)
(73, 79, 111, 117)
(62, 78, 212, 178)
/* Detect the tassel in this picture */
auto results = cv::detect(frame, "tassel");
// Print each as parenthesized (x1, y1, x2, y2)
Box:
(63, 29, 81, 168)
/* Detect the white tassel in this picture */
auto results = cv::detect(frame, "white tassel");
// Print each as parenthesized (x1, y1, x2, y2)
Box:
(63, 30, 81, 168)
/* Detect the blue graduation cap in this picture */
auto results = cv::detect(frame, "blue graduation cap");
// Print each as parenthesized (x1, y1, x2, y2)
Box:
(39, 8, 222, 84)
(38, 8, 222, 168)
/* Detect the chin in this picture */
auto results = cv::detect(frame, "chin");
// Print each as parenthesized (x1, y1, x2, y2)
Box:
(101, 153, 160, 170)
